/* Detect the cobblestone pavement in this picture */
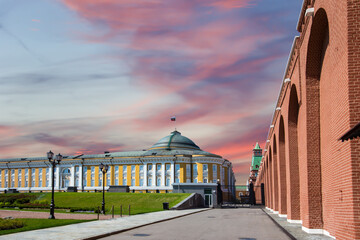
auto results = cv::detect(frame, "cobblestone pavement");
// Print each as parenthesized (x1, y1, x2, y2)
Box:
(0, 209, 119, 220)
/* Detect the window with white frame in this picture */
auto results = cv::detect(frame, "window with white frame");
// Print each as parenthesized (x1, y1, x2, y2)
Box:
(175, 164, 180, 183)
(0, 170, 2, 187)
(83, 166, 87, 187)
(75, 166, 79, 187)
(221, 167, 224, 185)
(115, 166, 119, 185)
(203, 164, 208, 183)
(5, 170, 8, 188)
(39, 168, 42, 187)
(147, 164, 152, 186)
(11, 169, 15, 188)
(31, 168, 35, 187)
(193, 164, 198, 183)
(98, 166, 103, 187)
(46, 168, 50, 187)
(165, 164, 171, 186)
(212, 165, 217, 183)
(186, 164, 191, 183)
(156, 164, 161, 186)
(131, 165, 135, 186)
(139, 165, 144, 186)
(91, 166, 95, 187)
(25, 169, 28, 187)
(122, 165, 127, 185)
(107, 167, 111, 186)
(18, 169, 22, 187)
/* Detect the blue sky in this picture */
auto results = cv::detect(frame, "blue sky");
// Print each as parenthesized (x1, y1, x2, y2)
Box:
(0, 0, 303, 183)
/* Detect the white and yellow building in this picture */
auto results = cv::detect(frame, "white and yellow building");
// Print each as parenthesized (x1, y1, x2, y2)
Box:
(0, 130, 235, 194)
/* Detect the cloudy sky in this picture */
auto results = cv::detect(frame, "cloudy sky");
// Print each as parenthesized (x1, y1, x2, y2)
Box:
(0, 0, 302, 183)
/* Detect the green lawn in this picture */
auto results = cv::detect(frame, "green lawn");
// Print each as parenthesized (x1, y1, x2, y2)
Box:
(0, 218, 92, 236)
(37, 192, 190, 215)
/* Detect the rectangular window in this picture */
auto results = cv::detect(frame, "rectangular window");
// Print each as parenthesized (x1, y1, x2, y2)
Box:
(31, 168, 35, 187)
(39, 168, 42, 187)
(18, 169, 22, 187)
(0, 170, 2, 187)
(46, 168, 50, 187)
(115, 166, 119, 185)
(98, 167, 103, 187)
(193, 164, 198, 183)
(106, 167, 111, 186)
(139, 165, 144, 186)
(11, 169, 15, 188)
(147, 164, 153, 186)
(175, 164, 180, 183)
(131, 165, 135, 186)
(203, 164, 208, 183)
(186, 164, 191, 183)
(213, 165, 217, 183)
(156, 164, 161, 186)
(91, 166, 95, 187)
(221, 167, 224, 185)
(83, 167, 87, 187)
(5, 170, 8, 188)
(25, 169, 28, 187)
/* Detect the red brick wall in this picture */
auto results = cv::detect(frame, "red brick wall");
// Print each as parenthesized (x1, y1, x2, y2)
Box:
(254, 0, 360, 239)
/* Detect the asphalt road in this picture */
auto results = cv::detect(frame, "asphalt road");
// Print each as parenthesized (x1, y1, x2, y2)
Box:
(100, 208, 291, 240)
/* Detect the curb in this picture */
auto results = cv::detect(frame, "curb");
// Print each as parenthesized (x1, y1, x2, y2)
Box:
(82, 208, 210, 240)
(261, 208, 297, 240)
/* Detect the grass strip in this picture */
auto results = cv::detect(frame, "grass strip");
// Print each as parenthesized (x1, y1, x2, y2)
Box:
(0, 218, 92, 236)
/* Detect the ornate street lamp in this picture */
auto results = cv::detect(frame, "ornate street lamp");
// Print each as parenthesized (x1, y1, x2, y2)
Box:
(99, 163, 109, 214)
(47, 150, 62, 219)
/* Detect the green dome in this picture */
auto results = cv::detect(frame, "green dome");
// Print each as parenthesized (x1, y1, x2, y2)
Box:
(148, 130, 200, 150)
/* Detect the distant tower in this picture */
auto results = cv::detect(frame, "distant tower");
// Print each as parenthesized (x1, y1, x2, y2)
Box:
(249, 142, 262, 184)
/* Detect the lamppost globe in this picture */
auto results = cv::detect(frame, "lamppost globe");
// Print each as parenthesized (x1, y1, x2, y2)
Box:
(47, 150, 54, 160)
(56, 153, 62, 163)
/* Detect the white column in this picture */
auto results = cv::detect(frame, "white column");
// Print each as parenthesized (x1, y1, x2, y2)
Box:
(152, 163, 156, 186)
(143, 163, 147, 187)
(70, 165, 75, 186)
(170, 162, 174, 185)
(49, 166, 53, 188)
(161, 162, 165, 186)
(79, 165, 83, 190)
(56, 166, 60, 190)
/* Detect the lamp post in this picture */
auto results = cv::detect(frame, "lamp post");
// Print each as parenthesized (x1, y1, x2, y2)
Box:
(99, 163, 109, 214)
(47, 150, 62, 219)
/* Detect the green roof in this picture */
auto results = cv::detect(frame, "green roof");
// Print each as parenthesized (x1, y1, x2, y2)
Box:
(254, 142, 261, 150)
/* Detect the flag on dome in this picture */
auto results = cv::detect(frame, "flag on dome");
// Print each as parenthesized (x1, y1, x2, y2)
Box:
(171, 116, 176, 121)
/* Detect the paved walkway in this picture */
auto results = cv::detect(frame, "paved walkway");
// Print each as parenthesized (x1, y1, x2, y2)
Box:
(0, 210, 115, 220)
(263, 208, 334, 240)
(99, 208, 291, 240)
(0, 209, 208, 240)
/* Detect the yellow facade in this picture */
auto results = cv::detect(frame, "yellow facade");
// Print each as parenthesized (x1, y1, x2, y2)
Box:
(135, 165, 139, 186)
(21, 169, 25, 188)
(126, 165, 131, 185)
(110, 166, 115, 185)
(179, 163, 185, 183)
(42, 168, 46, 187)
(1, 170, 3, 188)
(86, 167, 91, 187)
(198, 163, 203, 183)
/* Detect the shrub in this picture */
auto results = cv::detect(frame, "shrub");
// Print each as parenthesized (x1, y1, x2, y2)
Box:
(0, 219, 24, 230)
